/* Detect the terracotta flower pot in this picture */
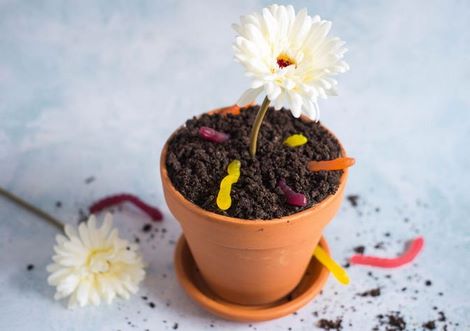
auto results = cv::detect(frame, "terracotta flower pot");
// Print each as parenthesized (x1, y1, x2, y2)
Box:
(160, 106, 349, 306)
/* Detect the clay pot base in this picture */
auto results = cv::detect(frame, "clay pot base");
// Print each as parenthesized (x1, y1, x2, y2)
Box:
(174, 235, 331, 322)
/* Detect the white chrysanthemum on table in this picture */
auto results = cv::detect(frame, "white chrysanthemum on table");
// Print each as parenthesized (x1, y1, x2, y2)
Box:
(234, 4, 349, 120)
(47, 214, 145, 308)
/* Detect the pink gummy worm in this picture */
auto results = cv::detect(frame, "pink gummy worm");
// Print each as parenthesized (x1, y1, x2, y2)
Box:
(350, 237, 424, 268)
(198, 127, 230, 143)
(278, 179, 307, 207)
(89, 194, 163, 221)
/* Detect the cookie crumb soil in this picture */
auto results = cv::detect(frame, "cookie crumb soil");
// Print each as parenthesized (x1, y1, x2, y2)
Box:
(346, 194, 359, 207)
(353, 245, 365, 254)
(357, 288, 381, 297)
(422, 320, 436, 330)
(376, 312, 406, 331)
(166, 107, 343, 220)
(317, 318, 343, 330)
(142, 224, 152, 233)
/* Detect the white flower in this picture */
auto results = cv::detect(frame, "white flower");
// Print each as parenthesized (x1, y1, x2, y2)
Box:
(47, 214, 145, 308)
(233, 4, 349, 120)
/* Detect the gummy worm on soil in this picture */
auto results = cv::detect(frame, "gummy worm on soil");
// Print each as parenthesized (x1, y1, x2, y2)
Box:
(89, 194, 163, 221)
(349, 237, 424, 268)
(198, 126, 230, 143)
(217, 104, 241, 115)
(307, 157, 356, 171)
(284, 133, 308, 147)
(278, 179, 307, 207)
(216, 160, 241, 210)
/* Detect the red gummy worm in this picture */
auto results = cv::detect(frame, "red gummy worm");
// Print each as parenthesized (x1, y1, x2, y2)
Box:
(89, 194, 163, 221)
(278, 179, 307, 207)
(350, 237, 424, 268)
(198, 127, 230, 143)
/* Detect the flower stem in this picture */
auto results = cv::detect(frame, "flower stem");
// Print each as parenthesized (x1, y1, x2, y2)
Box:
(0, 186, 64, 232)
(249, 96, 271, 157)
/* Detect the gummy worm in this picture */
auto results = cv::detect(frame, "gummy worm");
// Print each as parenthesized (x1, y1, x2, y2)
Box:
(308, 157, 355, 171)
(216, 160, 241, 210)
(314, 245, 350, 285)
(217, 104, 241, 115)
(350, 237, 424, 268)
(278, 179, 307, 207)
(89, 194, 163, 221)
(198, 126, 230, 143)
(284, 134, 308, 147)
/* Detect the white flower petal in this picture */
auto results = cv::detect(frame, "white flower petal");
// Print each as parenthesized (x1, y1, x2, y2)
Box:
(67, 291, 79, 309)
(90, 289, 101, 306)
(101, 213, 113, 236)
(56, 274, 80, 297)
(237, 87, 262, 106)
(289, 93, 303, 118)
(302, 99, 317, 120)
(56, 234, 68, 245)
(312, 100, 320, 121)
(265, 82, 282, 101)
(48, 267, 72, 285)
(78, 222, 92, 248)
(76, 279, 91, 307)
(47, 263, 62, 273)
(251, 80, 265, 89)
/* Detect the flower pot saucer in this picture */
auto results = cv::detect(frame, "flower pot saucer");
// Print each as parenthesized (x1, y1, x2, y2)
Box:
(174, 235, 330, 322)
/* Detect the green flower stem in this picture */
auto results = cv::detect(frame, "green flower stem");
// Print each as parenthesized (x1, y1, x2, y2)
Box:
(249, 96, 271, 157)
(0, 186, 64, 232)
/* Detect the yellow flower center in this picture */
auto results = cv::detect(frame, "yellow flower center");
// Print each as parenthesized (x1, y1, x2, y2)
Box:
(86, 248, 113, 273)
(276, 53, 296, 68)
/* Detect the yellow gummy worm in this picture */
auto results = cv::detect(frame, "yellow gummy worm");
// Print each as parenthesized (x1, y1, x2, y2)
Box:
(227, 160, 241, 181)
(314, 246, 350, 285)
(216, 160, 241, 210)
(284, 134, 308, 147)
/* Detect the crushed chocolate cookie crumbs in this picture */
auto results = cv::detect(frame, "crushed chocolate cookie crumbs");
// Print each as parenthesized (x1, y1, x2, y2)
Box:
(353, 245, 365, 254)
(317, 318, 343, 330)
(142, 224, 152, 232)
(346, 194, 359, 207)
(357, 288, 381, 297)
(166, 107, 343, 220)
(422, 320, 436, 330)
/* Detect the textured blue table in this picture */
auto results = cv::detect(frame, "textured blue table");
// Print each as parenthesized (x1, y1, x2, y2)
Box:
(1, 1, 469, 330)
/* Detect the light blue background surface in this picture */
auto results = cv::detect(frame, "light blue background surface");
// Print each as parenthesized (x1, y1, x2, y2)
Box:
(0, 0, 469, 330)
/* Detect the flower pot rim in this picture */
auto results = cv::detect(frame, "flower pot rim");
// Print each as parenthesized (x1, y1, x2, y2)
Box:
(160, 105, 349, 226)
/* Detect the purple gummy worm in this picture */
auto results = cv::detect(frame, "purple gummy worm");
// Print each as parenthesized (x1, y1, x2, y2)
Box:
(198, 126, 230, 143)
(278, 179, 307, 207)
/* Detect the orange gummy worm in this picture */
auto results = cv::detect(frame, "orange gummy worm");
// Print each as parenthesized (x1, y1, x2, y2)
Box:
(307, 157, 355, 172)
(218, 105, 241, 115)
(217, 102, 256, 116)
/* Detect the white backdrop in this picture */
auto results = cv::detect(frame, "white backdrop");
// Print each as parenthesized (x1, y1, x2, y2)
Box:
(0, 0, 469, 330)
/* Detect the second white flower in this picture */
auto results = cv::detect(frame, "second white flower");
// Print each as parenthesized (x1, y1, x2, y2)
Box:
(47, 214, 145, 308)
